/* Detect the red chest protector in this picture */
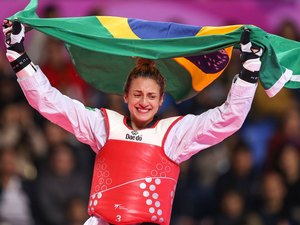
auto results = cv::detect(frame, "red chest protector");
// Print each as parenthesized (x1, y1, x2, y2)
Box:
(88, 109, 182, 225)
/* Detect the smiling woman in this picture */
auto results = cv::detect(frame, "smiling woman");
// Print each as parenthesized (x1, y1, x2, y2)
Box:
(123, 58, 165, 130)
(3, 19, 262, 225)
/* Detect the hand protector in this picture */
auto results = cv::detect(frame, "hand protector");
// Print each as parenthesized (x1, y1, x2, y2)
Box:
(3, 19, 25, 53)
(239, 28, 263, 83)
(3, 19, 36, 77)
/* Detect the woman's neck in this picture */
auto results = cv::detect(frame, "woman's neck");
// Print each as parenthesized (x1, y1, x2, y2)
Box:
(127, 116, 158, 130)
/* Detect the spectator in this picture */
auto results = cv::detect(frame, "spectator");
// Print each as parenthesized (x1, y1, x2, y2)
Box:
(265, 104, 300, 170)
(27, 4, 61, 65)
(274, 143, 300, 224)
(214, 189, 247, 225)
(40, 121, 94, 181)
(276, 19, 300, 42)
(40, 37, 89, 103)
(0, 53, 24, 110)
(36, 143, 90, 225)
(254, 171, 292, 225)
(0, 147, 36, 225)
(66, 196, 89, 225)
(214, 141, 260, 212)
(0, 102, 47, 179)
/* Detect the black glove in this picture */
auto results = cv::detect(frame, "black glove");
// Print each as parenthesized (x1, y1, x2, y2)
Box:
(3, 19, 25, 53)
(3, 19, 36, 75)
(239, 28, 263, 83)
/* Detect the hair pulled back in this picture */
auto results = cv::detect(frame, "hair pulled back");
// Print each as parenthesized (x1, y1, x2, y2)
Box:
(124, 58, 165, 97)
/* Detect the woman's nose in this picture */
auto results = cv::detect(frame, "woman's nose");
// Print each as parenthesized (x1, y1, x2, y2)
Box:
(139, 96, 148, 106)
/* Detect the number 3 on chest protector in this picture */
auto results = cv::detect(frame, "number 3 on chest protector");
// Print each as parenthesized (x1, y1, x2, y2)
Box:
(116, 215, 122, 222)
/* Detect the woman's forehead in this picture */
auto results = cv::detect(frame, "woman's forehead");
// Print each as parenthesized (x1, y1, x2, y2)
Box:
(130, 77, 160, 90)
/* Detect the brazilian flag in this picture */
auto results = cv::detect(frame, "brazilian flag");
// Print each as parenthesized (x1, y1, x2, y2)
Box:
(8, 0, 300, 102)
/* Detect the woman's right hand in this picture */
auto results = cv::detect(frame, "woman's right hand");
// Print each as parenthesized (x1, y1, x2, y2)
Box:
(3, 19, 25, 53)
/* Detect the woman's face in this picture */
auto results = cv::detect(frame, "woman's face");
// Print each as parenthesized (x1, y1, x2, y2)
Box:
(124, 77, 163, 130)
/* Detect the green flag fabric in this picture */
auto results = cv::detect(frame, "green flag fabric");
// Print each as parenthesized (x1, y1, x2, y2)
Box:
(7, 0, 300, 102)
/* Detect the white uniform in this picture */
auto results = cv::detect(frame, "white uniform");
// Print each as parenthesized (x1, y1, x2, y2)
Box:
(17, 67, 257, 225)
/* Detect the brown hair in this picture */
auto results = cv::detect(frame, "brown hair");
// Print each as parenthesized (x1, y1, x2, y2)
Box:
(123, 58, 165, 97)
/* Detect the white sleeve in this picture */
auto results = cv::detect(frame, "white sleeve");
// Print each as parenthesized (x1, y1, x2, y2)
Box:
(164, 76, 257, 164)
(17, 66, 107, 154)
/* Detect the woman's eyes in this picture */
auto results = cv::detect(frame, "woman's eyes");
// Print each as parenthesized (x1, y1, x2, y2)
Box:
(133, 94, 156, 99)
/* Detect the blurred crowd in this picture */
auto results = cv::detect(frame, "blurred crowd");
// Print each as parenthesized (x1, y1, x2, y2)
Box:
(0, 4, 300, 225)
